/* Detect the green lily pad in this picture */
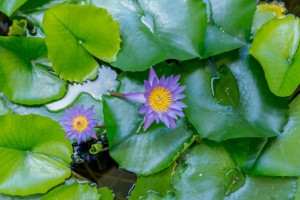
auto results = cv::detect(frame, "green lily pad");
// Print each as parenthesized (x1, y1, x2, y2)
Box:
(211, 65, 239, 107)
(202, 0, 256, 57)
(103, 73, 196, 175)
(0, 193, 42, 200)
(144, 191, 176, 200)
(91, 0, 207, 71)
(43, 4, 121, 82)
(181, 47, 288, 141)
(129, 165, 174, 200)
(0, 0, 27, 16)
(252, 95, 300, 176)
(41, 181, 100, 200)
(8, 19, 27, 36)
(172, 142, 297, 200)
(172, 142, 237, 199)
(0, 36, 67, 105)
(252, 3, 286, 34)
(98, 187, 114, 200)
(46, 66, 117, 111)
(223, 138, 268, 171)
(0, 114, 73, 196)
(249, 15, 300, 96)
(226, 175, 297, 200)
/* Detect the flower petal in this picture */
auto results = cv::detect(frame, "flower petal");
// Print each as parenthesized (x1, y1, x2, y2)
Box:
(144, 114, 155, 131)
(123, 93, 146, 103)
(149, 67, 158, 84)
(167, 116, 176, 128)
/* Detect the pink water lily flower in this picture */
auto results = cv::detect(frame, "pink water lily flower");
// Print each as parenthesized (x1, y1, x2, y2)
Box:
(123, 67, 187, 130)
(59, 104, 99, 144)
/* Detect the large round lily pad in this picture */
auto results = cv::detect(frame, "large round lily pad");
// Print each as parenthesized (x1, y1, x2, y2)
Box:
(252, 95, 300, 176)
(103, 73, 196, 175)
(43, 4, 121, 82)
(181, 48, 288, 141)
(0, 36, 66, 105)
(92, 0, 207, 71)
(249, 15, 300, 97)
(0, 114, 73, 196)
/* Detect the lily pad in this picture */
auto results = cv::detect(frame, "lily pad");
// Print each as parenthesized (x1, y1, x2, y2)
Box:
(98, 187, 114, 200)
(181, 47, 288, 141)
(91, 0, 207, 71)
(0, 0, 27, 16)
(43, 4, 121, 82)
(252, 3, 286, 34)
(172, 142, 237, 199)
(103, 73, 196, 175)
(252, 95, 300, 176)
(202, 0, 256, 57)
(144, 191, 176, 200)
(172, 142, 297, 200)
(249, 15, 300, 96)
(129, 165, 174, 200)
(0, 114, 73, 196)
(0, 36, 67, 105)
(41, 181, 100, 200)
(225, 175, 296, 200)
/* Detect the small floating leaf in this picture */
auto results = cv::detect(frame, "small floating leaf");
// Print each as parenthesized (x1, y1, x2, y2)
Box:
(211, 65, 239, 107)
(8, 19, 27, 36)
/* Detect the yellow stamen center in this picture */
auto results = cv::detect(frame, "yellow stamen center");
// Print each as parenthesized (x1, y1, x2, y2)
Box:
(73, 116, 88, 132)
(149, 86, 172, 113)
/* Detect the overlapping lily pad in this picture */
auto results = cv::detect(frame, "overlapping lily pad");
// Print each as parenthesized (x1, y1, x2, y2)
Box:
(129, 165, 174, 200)
(0, 114, 73, 196)
(41, 181, 100, 200)
(172, 142, 297, 200)
(91, 0, 207, 71)
(0, 0, 27, 16)
(252, 95, 300, 176)
(182, 47, 288, 141)
(43, 4, 121, 82)
(103, 73, 196, 175)
(202, 0, 256, 57)
(249, 15, 300, 96)
(0, 36, 67, 105)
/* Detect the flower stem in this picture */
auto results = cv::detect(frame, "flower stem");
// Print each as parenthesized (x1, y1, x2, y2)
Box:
(110, 91, 124, 98)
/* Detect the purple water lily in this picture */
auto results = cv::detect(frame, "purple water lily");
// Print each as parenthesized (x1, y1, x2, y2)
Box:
(59, 104, 99, 144)
(123, 67, 187, 130)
